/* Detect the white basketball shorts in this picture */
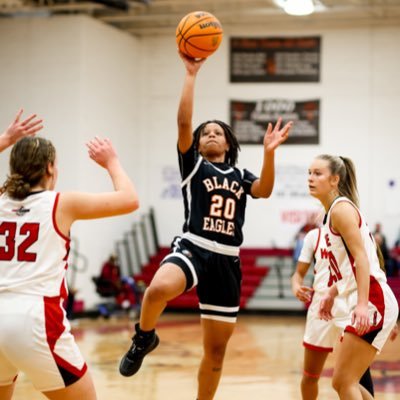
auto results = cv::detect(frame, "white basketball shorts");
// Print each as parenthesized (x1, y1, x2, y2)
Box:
(303, 292, 350, 352)
(0, 292, 87, 392)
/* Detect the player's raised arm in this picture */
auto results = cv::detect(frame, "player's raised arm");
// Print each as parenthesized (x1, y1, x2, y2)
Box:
(57, 137, 139, 235)
(0, 109, 43, 152)
(177, 51, 206, 154)
(251, 117, 293, 198)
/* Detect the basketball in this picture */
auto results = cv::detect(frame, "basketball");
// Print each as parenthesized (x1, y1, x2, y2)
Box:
(176, 11, 223, 59)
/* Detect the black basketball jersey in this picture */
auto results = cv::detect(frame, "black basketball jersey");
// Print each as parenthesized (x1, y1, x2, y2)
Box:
(178, 144, 258, 247)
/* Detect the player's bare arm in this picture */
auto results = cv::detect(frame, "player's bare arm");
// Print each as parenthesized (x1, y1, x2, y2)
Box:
(0, 109, 43, 152)
(251, 118, 293, 198)
(177, 52, 206, 153)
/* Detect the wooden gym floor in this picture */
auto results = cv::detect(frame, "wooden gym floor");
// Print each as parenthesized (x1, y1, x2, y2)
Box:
(13, 313, 400, 399)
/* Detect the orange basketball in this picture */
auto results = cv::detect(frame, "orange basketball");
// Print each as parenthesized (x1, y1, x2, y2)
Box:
(176, 11, 223, 59)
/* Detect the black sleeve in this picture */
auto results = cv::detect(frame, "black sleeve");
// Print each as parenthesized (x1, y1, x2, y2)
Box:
(242, 168, 258, 197)
(178, 142, 198, 180)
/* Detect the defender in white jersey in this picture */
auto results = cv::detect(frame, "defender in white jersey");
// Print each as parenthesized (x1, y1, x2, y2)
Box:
(308, 154, 399, 400)
(296, 228, 349, 350)
(0, 111, 139, 400)
(292, 228, 375, 399)
(119, 52, 293, 400)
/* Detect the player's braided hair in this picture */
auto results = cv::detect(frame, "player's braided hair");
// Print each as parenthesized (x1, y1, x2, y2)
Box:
(193, 120, 240, 166)
(1, 137, 56, 200)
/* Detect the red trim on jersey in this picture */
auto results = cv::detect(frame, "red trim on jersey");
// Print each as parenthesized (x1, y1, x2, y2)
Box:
(44, 296, 65, 352)
(329, 199, 362, 236)
(52, 352, 87, 378)
(44, 296, 87, 385)
(313, 228, 321, 257)
(303, 341, 333, 353)
(368, 276, 385, 329)
(52, 193, 71, 264)
(329, 223, 340, 236)
(52, 193, 70, 242)
(344, 325, 358, 335)
(344, 277, 385, 337)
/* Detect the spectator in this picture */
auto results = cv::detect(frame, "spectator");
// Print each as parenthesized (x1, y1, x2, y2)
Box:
(390, 229, 400, 277)
(373, 223, 395, 276)
(292, 216, 318, 265)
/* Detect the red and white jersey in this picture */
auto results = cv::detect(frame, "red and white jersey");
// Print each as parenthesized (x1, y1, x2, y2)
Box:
(298, 228, 320, 265)
(0, 191, 70, 298)
(298, 227, 332, 295)
(315, 196, 386, 297)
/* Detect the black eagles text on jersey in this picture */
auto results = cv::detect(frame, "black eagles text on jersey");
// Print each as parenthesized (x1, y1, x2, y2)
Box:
(179, 145, 257, 247)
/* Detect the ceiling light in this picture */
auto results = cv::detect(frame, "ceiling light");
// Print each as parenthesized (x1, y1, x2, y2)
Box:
(283, 0, 315, 16)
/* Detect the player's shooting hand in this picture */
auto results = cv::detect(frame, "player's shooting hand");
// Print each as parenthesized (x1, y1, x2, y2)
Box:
(178, 50, 206, 75)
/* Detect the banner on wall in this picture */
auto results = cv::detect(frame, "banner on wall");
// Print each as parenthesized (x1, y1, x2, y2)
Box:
(230, 99, 320, 145)
(230, 36, 321, 83)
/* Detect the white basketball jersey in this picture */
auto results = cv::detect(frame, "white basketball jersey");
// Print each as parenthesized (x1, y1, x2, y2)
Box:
(315, 196, 386, 297)
(0, 191, 69, 297)
(298, 227, 330, 294)
(298, 228, 320, 265)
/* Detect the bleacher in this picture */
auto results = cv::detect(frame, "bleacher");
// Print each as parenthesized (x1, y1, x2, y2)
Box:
(67, 207, 400, 318)
(135, 247, 272, 309)
(116, 208, 400, 313)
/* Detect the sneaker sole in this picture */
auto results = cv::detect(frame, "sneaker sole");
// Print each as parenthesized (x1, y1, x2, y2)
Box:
(119, 335, 160, 377)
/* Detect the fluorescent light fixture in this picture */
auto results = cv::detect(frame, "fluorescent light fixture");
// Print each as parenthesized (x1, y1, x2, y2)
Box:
(283, 0, 315, 16)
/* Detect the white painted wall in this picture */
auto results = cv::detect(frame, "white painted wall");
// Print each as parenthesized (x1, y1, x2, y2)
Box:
(1, 17, 399, 307)
(0, 16, 143, 307)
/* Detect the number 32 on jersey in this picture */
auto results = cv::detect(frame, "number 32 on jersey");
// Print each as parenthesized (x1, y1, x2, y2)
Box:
(0, 221, 39, 262)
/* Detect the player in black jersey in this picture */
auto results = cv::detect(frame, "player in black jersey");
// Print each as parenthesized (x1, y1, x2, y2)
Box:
(119, 53, 293, 399)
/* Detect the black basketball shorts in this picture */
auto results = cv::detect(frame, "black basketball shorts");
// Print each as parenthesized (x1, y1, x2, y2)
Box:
(160, 237, 242, 323)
